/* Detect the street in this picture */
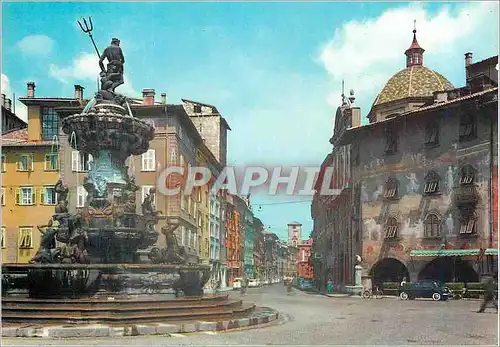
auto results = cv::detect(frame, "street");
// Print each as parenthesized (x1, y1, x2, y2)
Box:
(3, 284, 498, 346)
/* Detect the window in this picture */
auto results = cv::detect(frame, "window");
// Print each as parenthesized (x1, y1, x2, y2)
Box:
(44, 152, 59, 171)
(424, 121, 439, 146)
(72, 151, 92, 172)
(188, 229, 192, 249)
(1, 226, 5, 248)
(459, 113, 476, 142)
(1, 154, 6, 172)
(413, 54, 419, 64)
(460, 218, 476, 234)
(41, 107, 59, 140)
(459, 165, 475, 185)
(76, 186, 88, 208)
(424, 171, 440, 194)
(16, 187, 35, 205)
(17, 153, 34, 171)
(1, 187, 5, 206)
(141, 185, 155, 204)
(141, 149, 156, 171)
(384, 127, 397, 154)
(384, 178, 399, 199)
(19, 227, 33, 248)
(193, 105, 202, 113)
(384, 217, 398, 238)
(188, 196, 192, 215)
(424, 213, 441, 237)
(170, 149, 177, 163)
(41, 186, 57, 205)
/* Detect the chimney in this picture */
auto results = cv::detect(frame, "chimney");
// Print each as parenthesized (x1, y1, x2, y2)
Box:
(161, 93, 167, 105)
(27, 81, 36, 98)
(350, 107, 361, 128)
(142, 88, 155, 105)
(465, 52, 473, 67)
(74, 85, 84, 103)
(465, 52, 473, 81)
(4, 98, 11, 111)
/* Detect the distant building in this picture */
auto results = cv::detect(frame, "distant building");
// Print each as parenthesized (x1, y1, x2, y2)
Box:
(1, 94, 26, 134)
(264, 232, 279, 282)
(287, 221, 302, 247)
(297, 239, 314, 279)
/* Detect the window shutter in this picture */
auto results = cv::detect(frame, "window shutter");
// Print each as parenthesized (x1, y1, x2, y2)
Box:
(141, 152, 147, 170)
(32, 189, 36, 205)
(15, 188, 20, 205)
(72, 151, 79, 171)
(29, 154, 34, 171)
(40, 187, 45, 205)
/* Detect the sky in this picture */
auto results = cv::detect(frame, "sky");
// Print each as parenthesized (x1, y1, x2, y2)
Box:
(2, 1, 498, 240)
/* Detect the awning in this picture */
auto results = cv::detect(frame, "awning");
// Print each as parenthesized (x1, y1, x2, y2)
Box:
(410, 248, 498, 257)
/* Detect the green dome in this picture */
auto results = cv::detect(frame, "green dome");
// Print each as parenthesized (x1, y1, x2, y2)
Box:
(373, 66, 454, 106)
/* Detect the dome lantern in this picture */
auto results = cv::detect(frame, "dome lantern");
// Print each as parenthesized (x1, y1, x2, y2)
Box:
(404, 20, 425, 68)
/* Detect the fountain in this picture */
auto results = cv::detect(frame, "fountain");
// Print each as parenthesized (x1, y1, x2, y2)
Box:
(1, 18, 265, 330)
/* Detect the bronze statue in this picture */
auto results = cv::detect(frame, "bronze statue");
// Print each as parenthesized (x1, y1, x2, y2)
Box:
(30, 219, 61, 264)
(141, 188, 161, 217)
(147, 224, 187, 264)
(54, 180, 69, 214)
(99, 38, 125, 92)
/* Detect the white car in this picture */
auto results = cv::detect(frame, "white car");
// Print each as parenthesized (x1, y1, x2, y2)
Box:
(248, 279, 259, 288)
(232, 278, 242, 290)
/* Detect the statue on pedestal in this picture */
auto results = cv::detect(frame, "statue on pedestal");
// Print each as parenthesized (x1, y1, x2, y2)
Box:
(54, 180, 69, 214)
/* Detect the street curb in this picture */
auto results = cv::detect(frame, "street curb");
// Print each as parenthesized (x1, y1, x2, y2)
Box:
(2, 309, 279, 338)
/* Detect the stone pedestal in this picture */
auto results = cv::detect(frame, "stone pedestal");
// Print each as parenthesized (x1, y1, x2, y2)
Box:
(354, 265, 363, 286)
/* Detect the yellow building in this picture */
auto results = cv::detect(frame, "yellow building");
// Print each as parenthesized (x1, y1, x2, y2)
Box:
(196, 144, 213, 264)
(1, 82, 80, 263)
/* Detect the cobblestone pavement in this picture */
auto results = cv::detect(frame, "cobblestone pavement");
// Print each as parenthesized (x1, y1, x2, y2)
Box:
(3, 285, 498, 346)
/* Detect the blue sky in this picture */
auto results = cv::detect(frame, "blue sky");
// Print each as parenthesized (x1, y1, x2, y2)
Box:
(2, 2, 498, 240)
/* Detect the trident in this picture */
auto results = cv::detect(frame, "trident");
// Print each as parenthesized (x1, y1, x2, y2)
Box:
(77, 16, 101, 59)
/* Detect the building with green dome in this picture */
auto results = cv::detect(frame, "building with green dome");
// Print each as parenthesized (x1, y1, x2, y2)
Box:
(311, 25, 498, 292)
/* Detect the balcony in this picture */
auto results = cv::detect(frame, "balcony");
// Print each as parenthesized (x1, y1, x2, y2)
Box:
(453, 185, 479, 205)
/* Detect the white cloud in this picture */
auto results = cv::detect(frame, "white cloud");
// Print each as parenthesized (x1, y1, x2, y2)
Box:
(1, 73, 28, 122)
(1, 73, 11, 95)
(17, 35, 55, 56)
(319, 2, 499, 117)
(49, 53, 139, 97)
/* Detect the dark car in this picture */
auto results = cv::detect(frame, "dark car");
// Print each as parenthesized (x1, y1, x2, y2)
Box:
(398, 280, 450, 301)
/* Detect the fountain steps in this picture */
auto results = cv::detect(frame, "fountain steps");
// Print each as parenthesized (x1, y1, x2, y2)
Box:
(1, 295, 256, 324)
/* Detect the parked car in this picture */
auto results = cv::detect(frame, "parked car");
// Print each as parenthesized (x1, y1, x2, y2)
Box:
(248, 278, 259, 288)
(399, 280, 450, 301)
(232, 278, 242, 290)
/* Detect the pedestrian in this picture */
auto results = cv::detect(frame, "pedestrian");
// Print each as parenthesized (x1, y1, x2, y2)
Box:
(400, 277, 407, 288)
(240, 278, 247, 296)
(477, 275, 498, 313)
(327, 279, 333, 293)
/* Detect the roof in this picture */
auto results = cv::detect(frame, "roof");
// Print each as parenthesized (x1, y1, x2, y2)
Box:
(339, 87, 497, 141)
(181, 98, 232, 131)
(1, 128, 52, 147)
(410, 248, 498, 257)
(287, 221, 302, 226)
(18, 97, 79, 106)
(373, 66, 454, 107)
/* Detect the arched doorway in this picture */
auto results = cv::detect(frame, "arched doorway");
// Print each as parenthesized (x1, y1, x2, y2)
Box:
(418, 257, 479, 283)
(369, 258, 409, 288)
